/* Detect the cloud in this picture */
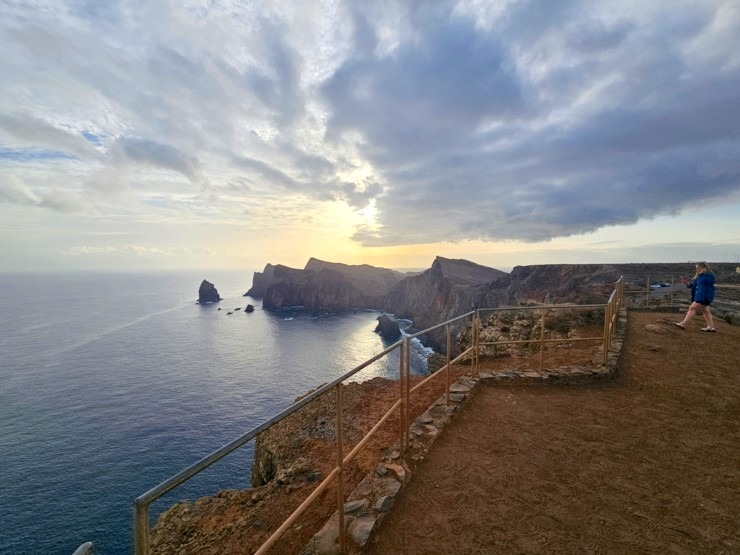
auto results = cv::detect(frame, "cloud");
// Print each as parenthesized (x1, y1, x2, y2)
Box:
(323, 5, 527, 161)
(64, 245, 172, 256)
(0, 175, 41, 205)
(0, 173, 85, 214)
(321, 1, 740, 245)
(1, 0, 739, 261)
(0, 112, 102, 160)
(231, 155, 299, 190)
(37, 188, 85, 213)
(114, 138, 203, 183)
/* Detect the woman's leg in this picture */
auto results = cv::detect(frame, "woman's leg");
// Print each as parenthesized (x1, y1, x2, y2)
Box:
(701, 305, 715, 328)
(681, 302, 700, 324)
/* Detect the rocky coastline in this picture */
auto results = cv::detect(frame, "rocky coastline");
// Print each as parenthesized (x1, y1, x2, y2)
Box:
(150, 261, 740, 553)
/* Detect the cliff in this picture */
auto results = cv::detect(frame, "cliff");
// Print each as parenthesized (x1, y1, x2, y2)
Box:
(382, 257, 508, 352)
(485, 264, 623, 306)
(245, 263, 275, 298)
(257, 259, 407, 311)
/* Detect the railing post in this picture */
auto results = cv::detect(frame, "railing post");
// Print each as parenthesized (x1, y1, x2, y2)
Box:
(603, 302, 610, 365)
(335, 383, 345, 554)
(469, 314, 474, 375)
(446, 323, 451, 406)
(539, 309, 545, 371)
(398, 342, 405, 454)
(646, 275, 650, 307)
(133, 500, 149, 555)
(474, 311, 480, 377)
(405, 336, 411, 453)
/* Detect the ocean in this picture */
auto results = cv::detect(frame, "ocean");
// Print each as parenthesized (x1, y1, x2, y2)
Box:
(0, 269, 430, 554)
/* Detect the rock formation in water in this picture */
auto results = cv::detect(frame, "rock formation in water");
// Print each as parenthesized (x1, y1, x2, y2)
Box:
(375, 314, 401, 341)
(198, 280, 221, 303)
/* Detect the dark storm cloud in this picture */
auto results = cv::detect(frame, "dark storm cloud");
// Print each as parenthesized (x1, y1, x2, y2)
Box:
(2, 0, 739, 251)
(321, 1, 740, 245)
(323, 8, 527, 163)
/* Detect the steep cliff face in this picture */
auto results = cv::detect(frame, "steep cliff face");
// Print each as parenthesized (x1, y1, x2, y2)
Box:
(259, 260, 406, 311)
(383, 257, 508, 352)
(485, 264, 623, 306)
(304, 258, 404, 298)
(245, 263, 276, 298)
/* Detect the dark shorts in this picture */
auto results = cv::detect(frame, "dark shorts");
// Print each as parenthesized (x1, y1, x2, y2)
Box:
(698, 300, 712, 306)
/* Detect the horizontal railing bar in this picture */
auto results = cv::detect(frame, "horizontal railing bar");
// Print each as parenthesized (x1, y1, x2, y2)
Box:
(478, 304, 606, 313)
(409, 366, 446, 395)
(447, 346, 474, 367)
(343, 399, 402, 465)
(136, 341, 403, 505)
(404, 311, 475, 341)
(253, 465, 342, 555)
(254, 399, 403, 554)
(408, 346, 474, 395)
(479, 336, 603, 347)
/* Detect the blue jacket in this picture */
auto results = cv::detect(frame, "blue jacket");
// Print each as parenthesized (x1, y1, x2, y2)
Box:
(689, 272, 715, 304)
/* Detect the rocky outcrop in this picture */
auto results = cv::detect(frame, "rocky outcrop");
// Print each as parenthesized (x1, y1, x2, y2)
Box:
(245, 264, 276, 298)
(375, 315, 401, 341)
(257, 259, 407, 311)
(251, 377, 401, 488)
(198, 280, 221, 303)
(493, 264, 623, 305)
(382, 257, 508, 353)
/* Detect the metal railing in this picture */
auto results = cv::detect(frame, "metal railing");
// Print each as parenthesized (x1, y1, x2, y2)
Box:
(475, 276, 623, 370)
(133, 278, 625, 554)
(401, 311, 477, 452)
(621, 274, 692, 308)
(133, 339, 406, 555)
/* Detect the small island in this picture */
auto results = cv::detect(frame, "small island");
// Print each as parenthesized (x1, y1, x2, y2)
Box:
(197, 280, 221, 304)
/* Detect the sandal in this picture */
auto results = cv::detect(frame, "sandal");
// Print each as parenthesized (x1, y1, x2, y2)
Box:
(700, 327, 716, 332)
(673, 322, 685, 329)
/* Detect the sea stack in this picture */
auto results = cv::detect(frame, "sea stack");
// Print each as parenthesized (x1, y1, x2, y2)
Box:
(198, 280, 222, 303)
(375, 314, 401, 340)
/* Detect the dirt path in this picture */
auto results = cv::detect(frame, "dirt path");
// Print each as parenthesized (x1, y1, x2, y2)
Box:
(364, 311, 740, 555)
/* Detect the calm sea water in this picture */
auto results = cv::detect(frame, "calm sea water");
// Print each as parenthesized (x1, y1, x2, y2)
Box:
(0, 270, 429, 554)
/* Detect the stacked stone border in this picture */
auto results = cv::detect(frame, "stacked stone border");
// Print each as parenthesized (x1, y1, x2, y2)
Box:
(301, 307, 627, 554)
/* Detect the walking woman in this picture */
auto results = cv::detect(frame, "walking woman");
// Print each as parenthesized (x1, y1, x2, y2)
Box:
(674, 262, 716, 332)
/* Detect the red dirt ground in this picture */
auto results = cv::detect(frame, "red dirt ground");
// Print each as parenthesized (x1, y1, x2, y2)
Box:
(152, 310, 739, 554)
(363, 311, 740, 555)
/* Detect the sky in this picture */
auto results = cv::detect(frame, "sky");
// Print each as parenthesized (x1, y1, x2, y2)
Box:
(1, 0, 739, 274)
